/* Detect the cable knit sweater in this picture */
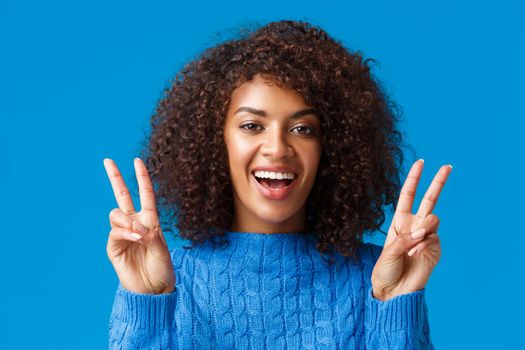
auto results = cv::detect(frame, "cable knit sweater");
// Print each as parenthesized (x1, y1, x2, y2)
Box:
(109, 231, 434, 349)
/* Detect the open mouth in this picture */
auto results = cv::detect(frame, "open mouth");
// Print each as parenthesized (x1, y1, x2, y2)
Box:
(252, 171, 297, 190)
(256, 177, 294, 189)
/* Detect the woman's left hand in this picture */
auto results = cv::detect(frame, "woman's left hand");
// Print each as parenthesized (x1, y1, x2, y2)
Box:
(371, 159, 452, 301)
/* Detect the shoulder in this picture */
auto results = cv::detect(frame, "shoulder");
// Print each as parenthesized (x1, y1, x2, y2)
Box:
(169, 244, 193, 269)
(357, 241, 383, 266)
(168, 239, 219, 269)
(352, 242, 383, 284)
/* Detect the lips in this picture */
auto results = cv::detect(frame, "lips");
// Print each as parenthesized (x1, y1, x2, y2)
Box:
(250, 171, 298, 200)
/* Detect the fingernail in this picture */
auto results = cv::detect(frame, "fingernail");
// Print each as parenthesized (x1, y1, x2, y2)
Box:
(408, 247, 417, 256)
(411, 228, 426, 239)
(130, 233, 142, 240)
(133, 221, 148, 234)
(448, 164, 453, 169)
(418, 159, 425, 163)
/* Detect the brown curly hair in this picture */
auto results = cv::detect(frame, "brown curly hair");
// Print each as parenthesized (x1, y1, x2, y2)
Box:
(140, 19, 412, 263)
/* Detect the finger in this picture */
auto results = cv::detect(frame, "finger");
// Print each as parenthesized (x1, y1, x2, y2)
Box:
(415, 164, 452, 218)
(413, 213, 440, 237)
(108, 227, 144, 243)
(396, 159, 425, 215)
(103, 158, 136, 215)
(134, 158, 157, 213)
(107, 229, 144, 259)
(108, 208, 148, 233)
(383, 227, 427, 257)
(109, 208, 134, 230)
(407, 233, 440, 260)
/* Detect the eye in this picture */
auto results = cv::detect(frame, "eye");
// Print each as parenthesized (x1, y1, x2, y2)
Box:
(239, 122, 263, 131)
(291, 125, 316, 135)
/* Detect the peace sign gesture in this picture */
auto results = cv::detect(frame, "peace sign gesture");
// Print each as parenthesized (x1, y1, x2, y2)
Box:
(371, 159, 452, 301)
(103, 158, 175, 294)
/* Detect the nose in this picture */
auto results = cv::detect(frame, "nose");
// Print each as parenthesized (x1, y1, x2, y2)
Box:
(261, 129, 295, 160)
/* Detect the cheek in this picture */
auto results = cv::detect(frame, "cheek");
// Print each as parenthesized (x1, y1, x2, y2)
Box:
(300, 143, 322, 177)
(227, 138, 251, 159)
(225, 136, 258, 181)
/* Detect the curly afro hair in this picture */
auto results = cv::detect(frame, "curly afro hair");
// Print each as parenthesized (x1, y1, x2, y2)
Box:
(141, 19, 412, 262)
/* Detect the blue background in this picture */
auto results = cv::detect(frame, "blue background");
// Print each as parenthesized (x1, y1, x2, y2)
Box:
(1, 0, 523, 348)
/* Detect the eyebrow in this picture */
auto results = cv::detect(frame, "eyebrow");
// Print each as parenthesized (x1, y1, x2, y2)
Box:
(234, 107, 318, 119)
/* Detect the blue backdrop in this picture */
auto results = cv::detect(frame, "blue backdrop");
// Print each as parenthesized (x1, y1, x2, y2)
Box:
(1, 0, 523, 348)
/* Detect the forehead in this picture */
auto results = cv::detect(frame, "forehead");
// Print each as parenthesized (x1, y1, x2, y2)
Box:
(228, 74, 311, 115)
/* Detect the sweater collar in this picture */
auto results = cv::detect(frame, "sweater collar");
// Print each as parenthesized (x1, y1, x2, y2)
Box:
(223, 230, 317, 243)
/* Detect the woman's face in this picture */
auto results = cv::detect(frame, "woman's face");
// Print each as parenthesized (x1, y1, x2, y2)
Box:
(223, 73, 322, 233)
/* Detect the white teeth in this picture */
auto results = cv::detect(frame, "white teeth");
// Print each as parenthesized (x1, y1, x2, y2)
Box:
(254, 171, 296, 180)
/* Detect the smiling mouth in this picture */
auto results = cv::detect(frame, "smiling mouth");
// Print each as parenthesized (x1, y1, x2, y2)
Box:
(252, 172, 296, 190)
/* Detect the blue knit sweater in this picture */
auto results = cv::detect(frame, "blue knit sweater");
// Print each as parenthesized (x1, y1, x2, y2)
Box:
(109, 231, 434, 349)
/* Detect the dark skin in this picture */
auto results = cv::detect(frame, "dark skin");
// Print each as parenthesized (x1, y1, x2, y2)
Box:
(103, 76, 453, 299)
(223, 74, 322, 234)
(371, 160, 452, 300)
(103, 157, 175, 294)
(103, 159, 452, 299)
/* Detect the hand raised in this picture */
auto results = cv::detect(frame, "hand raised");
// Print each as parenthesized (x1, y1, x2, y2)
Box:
(371, 159, 452, 301)
(103, 157, 175, 294)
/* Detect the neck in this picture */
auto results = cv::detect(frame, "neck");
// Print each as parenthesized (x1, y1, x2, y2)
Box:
(230, 208, 311, 234)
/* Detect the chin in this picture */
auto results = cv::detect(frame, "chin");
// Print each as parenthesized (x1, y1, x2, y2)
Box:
(251, 203, 300, 226)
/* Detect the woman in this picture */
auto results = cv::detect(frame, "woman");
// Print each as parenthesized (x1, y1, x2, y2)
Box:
(104, 20, 451, 349)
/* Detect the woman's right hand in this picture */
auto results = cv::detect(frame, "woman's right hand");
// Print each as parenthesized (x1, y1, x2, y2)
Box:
(103, 157, 175, 294)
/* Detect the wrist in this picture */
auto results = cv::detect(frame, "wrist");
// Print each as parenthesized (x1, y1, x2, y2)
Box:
(372, 288, 393, 301)
(372, 286, 425, 301)
(158, 285, 175, 294)
(120, 282, 175, 295)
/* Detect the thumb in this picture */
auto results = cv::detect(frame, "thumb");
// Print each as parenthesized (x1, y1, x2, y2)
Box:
(132, 220, 148, 234)
(382, 228, 426, 258)
(132, 221, 167, 247)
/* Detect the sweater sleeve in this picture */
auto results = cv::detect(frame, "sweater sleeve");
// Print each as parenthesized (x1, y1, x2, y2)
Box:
(362, 243, 435, 349)
(108, 284, 178, 350)
(108, 248, 184, 350)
